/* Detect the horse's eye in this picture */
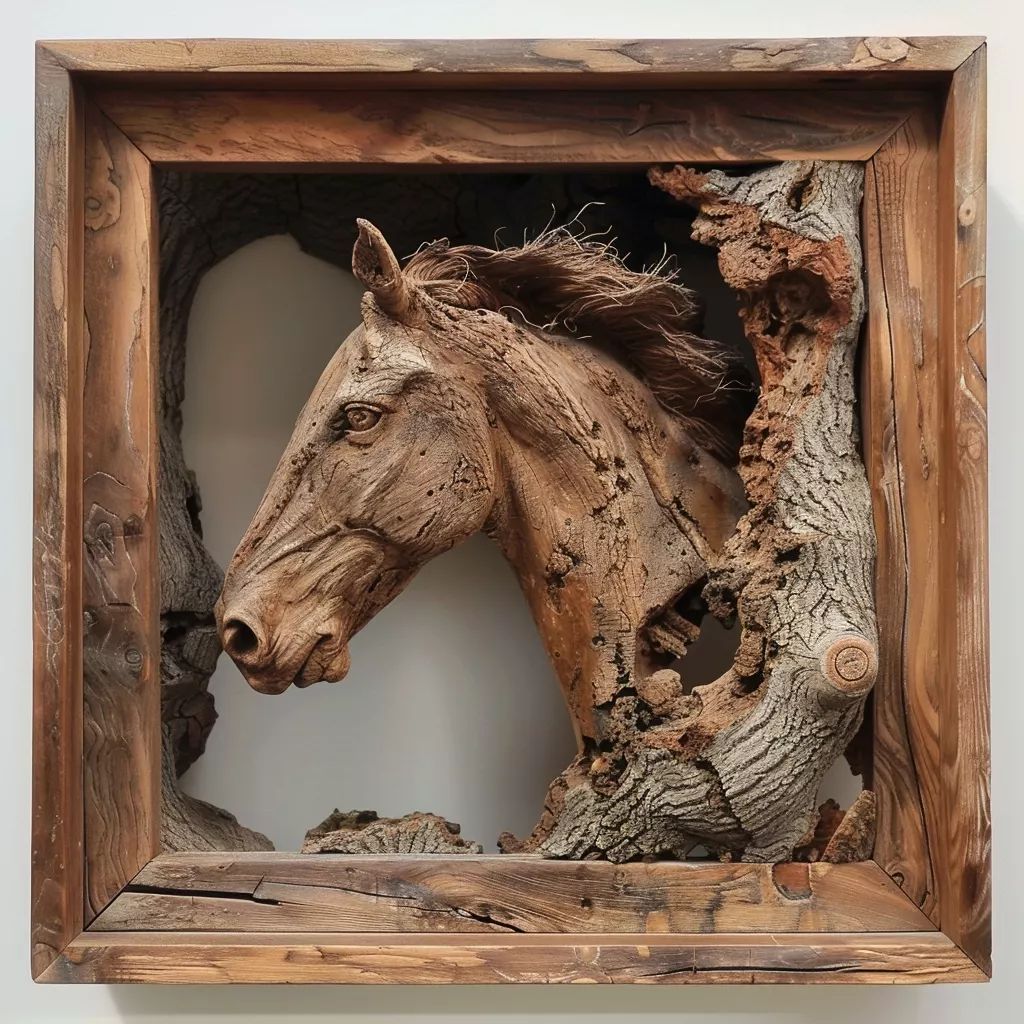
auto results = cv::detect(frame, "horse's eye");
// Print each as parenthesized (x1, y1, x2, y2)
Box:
(334, 404, 381, 435)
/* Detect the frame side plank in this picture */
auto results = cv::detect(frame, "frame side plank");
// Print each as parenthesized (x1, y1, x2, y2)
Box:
(937, 44, 990, 976)
(862, 106, 943, 924)
(92, 88, 926, 171)
(81, 101, 161, 921)
(32, 45, 85, 982)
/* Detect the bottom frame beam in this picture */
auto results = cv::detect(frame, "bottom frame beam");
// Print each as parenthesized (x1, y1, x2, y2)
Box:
(42, 931, 985, 984)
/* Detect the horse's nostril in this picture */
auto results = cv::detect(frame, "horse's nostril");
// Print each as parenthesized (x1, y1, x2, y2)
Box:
(223, 618, 261, 660)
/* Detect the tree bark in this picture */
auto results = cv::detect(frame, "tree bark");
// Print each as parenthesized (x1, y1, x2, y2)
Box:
(301, 810, 483, 855)
(508, 161, 876, 862)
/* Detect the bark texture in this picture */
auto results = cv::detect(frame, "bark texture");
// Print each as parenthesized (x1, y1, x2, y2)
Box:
(301, 811, 483, 855)
(506, 161, 877, 862)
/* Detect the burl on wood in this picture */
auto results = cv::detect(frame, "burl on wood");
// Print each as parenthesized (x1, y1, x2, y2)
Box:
(213, 160, 876, 863)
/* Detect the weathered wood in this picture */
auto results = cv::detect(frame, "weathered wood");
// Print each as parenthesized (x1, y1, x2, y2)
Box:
(93, 89, 927, 170)
(862, 110, 942, 919)
(41, 37, 984, 90)
(301, 810, 482, 855)
(32, 45, 84, 981)
(48, 930, 986, 985)
(92, 854, 933, 935)
(81, 101, 161, 920)
(937, 43, 990, 977)
(30, 40, 990, 986)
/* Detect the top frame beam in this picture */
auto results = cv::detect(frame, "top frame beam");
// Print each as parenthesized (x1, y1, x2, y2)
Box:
(38, 37, 984, 91)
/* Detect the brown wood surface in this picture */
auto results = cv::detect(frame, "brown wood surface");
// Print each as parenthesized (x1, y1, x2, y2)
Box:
(45, 930, 986, 984)
(861, 108, 942, 923)
(863, 55, 990, 976)
(30, 37, 990, 986)
(937, 44, 990, 977)
(81, 102, 160, 921)
(32, 47, 84, 982)
(40, 37, 983, 91)
(93, 89, 925, 171)
(91, 855, 934, 935)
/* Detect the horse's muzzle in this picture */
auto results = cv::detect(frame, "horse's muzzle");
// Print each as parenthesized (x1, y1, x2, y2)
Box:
(217, 597, 351, 694)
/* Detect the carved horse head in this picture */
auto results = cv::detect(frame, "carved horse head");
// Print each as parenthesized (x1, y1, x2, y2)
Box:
(216, 220, 752, 745)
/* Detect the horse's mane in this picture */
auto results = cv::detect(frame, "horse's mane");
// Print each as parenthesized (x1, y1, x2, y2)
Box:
(403, 227, 756, 463)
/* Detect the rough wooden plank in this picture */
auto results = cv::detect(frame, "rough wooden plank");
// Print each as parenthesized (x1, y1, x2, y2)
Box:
(93, 89, 925, 171)
(32, 44, 84, 981)
(81, 102, 160, 920)
(45, 930, 986, 984)
(41, 37, 984, 90)
(861, 108, 943, 923)
(91, 854, 933, 935)
(937, 44, 990, 977)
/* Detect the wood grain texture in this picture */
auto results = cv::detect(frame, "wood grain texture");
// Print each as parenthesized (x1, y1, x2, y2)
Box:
(45, 931, 986, 984)
(92, 89, 927, 170)
(81, 102, 160, 920)
(90, 854, 933, 935)
(937, 44, 990, 977)
(861, 108, 942, 922)
(40, 37, 984, 90)
(32, 45, 84, 981)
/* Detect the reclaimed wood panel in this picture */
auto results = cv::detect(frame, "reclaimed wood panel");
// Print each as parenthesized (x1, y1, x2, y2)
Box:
(91, 855, 934, 935)
(40, 37, 984, 90)
(81, 102, 160, 921)
(937, 44, 990, 977)
(861, 108, 943, 922)
(46, 930, 986, 984)
(32, 47, 84, 981)
(93, 89, 925, 171)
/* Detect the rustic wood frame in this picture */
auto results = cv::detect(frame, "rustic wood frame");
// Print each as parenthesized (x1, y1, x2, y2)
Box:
(33, 37, 989, 985)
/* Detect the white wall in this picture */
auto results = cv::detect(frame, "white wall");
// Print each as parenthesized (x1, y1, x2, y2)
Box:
(2, 2, 1021, 1021)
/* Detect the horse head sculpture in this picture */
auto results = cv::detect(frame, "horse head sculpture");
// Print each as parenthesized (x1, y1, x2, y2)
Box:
(216, 219, 752, 746)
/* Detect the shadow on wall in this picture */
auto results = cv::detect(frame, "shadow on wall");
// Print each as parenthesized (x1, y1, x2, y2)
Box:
(178, 232, 857, 852)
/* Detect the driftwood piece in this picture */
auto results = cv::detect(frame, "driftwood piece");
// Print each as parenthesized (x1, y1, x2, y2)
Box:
(301, 811, 483, 855)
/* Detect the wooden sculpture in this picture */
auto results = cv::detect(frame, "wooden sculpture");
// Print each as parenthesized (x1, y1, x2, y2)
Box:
(215, 160, 877, 863)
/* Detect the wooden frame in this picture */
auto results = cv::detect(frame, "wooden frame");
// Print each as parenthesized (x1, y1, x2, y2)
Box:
(33, 37, 989, 984)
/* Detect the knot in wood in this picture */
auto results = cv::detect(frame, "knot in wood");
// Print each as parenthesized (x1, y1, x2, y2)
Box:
(821, 634, 877, 696)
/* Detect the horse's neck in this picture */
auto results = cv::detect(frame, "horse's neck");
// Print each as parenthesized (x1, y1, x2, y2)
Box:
(481, 337, 727, 744)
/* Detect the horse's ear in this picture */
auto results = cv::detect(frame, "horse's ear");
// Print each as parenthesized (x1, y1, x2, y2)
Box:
(352, 219, 420, 325)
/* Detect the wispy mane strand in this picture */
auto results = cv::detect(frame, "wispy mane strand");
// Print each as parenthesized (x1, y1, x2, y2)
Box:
(403, 227, 754, 463)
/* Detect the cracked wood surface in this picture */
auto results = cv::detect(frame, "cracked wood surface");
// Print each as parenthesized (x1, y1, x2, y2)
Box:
(93, 88, 926, 170)
(91, 854, 932, 935)
(50, 930, 985, 985)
